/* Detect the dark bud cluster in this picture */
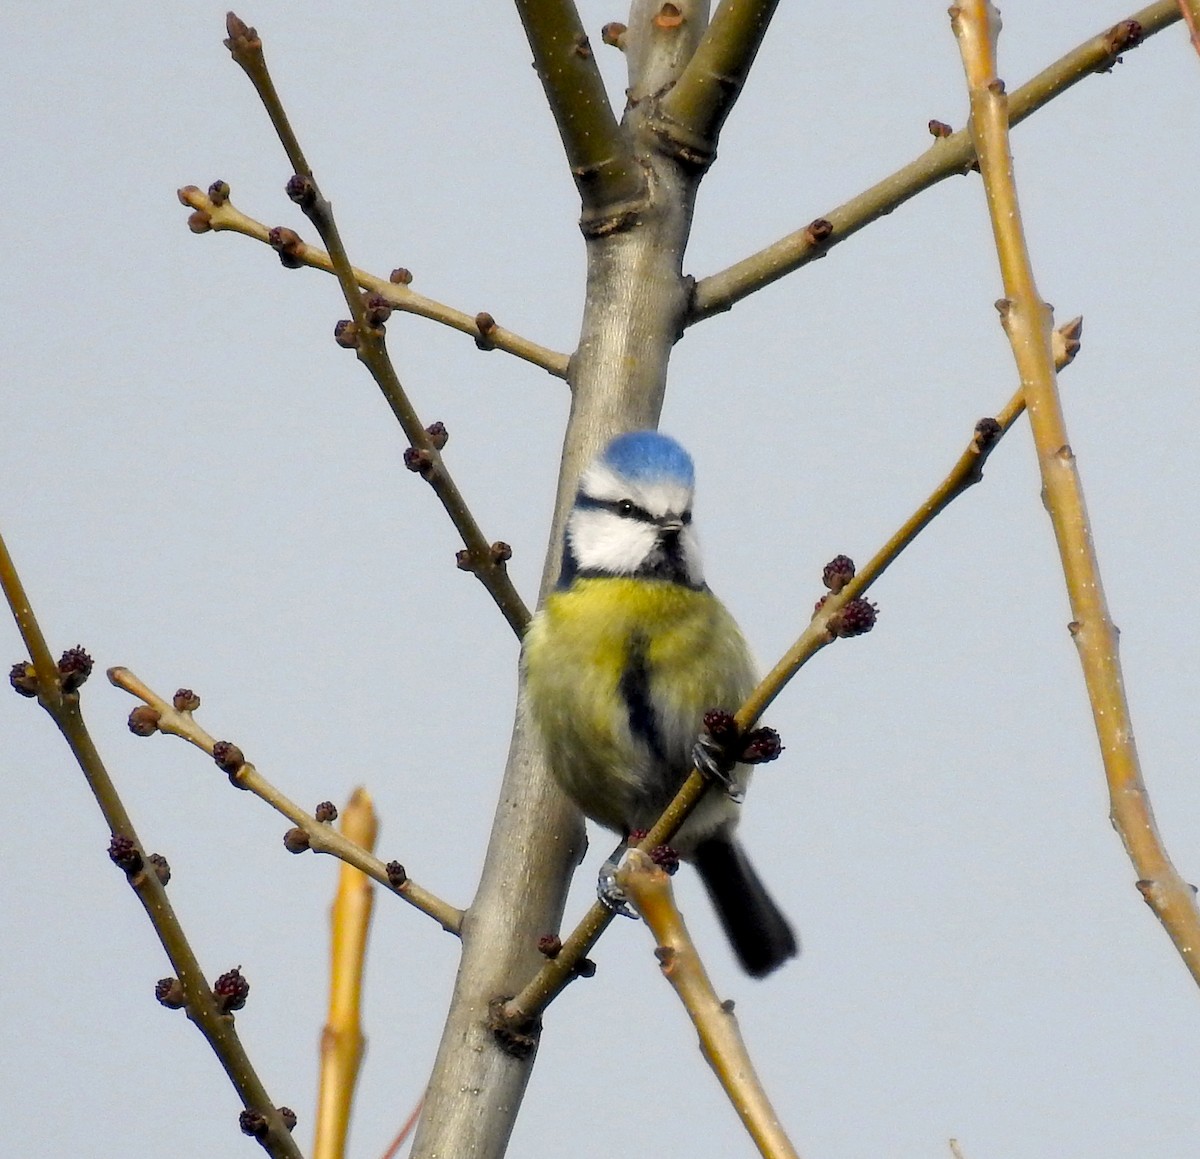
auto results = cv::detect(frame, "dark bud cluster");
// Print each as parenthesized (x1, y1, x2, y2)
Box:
(702, 709, 740, 750)
(389, 267, 413, 285)
(283, 827, 311, 853)
(108, 834, 143, 874)
(649, 844, 680, 875)
(147, 852, 172, 886)
(173, 688, 201, 712)
(363, 292, 392, 328)
(127, 705, 161, 736)
(207, 180, 231, 207)
(238, 1110, 268, 1139)
(425, 421, 449, 450)
(928, 119, 953, 138)
(741, 726, 784, 765)
(314, 801, 338, 823)
(490, 541, 513, 565)
(974, 416, 1002, 451)
(333, 319, 359, 349)
(155, 977, 186, 1009)
(212, 742, 247, 788)
(822, 554, 856, 593)
(57, 647, 93, 693)
(404, 446, 435, 477)
(267, 225, 305, 269)
(284, 173, 317, 209)
(278, 1108, 298, 1132)
(213, 966, 250, 1013)
(9, 661, 38, 698)
(386, 861, 408, 889)
(806, 218, 834, 245)
(537, 934, 562, 959)
(831, 598, 878, 638)
(474, 311, 497, 350)
(573, 957, 597, 979)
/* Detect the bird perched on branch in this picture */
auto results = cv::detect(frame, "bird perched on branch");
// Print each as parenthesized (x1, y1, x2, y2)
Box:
(523, 430, 797, 977)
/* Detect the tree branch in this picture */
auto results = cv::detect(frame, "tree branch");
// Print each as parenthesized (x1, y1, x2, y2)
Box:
(618, 851, 801, 1159)
(952, 0, 1200, 987)
(107, 667, 464, 935)
(655, 0, 782, 168)
(177, 184, 569, 378)
(512, 0, 647, 230)
(690, 1, 1177, 322)
(1, 536, 302, 1158)
(222, 14, 530, 638)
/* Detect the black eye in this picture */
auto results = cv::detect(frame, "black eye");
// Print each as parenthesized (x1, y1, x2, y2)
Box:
(617, 499, 635, 516)
(681, 510, 692, 525)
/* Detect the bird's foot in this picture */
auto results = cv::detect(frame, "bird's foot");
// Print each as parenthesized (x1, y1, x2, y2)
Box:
(597, 859, 638, 919)
(693, 728, 744, 803)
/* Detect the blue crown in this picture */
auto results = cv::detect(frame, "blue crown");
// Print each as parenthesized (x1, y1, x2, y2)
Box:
(601, 430, 694, 487)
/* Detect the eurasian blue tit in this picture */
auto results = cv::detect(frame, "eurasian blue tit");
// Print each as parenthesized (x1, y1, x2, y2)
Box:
(523, 430, 797, 977)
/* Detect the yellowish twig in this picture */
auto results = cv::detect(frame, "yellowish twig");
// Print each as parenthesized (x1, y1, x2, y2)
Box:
(314, 788, 379, 1159)
(951, 0, 1200, 987)
(617, 851, 801, 1159)
(107, 666, 463, 935)
(690, 2, 1177, 322)
(1179, 0, 1200, 55)
(176, 185, 568, 378)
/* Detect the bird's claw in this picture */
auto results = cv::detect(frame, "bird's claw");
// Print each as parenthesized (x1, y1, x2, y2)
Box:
(692, 734, 744, 802)
(597, 860, 638, 919)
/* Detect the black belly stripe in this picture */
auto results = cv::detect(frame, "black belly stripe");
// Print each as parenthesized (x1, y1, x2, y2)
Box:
(618, 631, 669, 767)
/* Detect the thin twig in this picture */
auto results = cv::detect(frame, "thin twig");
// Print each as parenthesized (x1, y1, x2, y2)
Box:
(501, 321, 1081, 1023)
(690, 1, 1177, 322)
(618, 851, 801, 1159)
(952, 0, 1200, 987)
(107, 667, 464, 935)
(222, 14, 530, 638)
(177, 185, 568, 378)
(1, 535, 302, 1158)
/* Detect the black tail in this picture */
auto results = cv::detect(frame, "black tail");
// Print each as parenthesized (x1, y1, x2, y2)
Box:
(693, 837, 798, 978)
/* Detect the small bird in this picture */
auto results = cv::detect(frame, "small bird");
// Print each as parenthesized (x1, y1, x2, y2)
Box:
(523, 430, 797, 977)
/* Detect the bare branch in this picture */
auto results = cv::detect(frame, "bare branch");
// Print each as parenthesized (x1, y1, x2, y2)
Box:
(655, 0, 782, 167)
(108, 667, 464, 935)
(219, 16, 531, 637)
(952, 0, 1200, 987)
(512, 0, 647, 229)
(1, 537, 302, 1157)
(618, 851, 801, 1159)
(690, 1, 1177, 322)
(177, 184, 569, 378)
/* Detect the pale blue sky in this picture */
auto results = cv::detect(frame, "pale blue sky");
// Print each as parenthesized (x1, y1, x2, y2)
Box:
(3, 4, 1199, 1157)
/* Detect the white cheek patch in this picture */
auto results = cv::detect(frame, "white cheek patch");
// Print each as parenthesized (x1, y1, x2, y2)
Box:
(568, 508, 659, 574)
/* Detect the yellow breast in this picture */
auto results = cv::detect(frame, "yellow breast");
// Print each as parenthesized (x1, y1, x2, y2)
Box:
(522, 577, 757, 834)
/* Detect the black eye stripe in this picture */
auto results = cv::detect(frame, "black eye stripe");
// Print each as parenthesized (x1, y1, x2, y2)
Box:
(574, 491, 693, 525)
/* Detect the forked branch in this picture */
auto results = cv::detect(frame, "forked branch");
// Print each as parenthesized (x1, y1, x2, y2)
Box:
(952, 0, 1200, 986)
